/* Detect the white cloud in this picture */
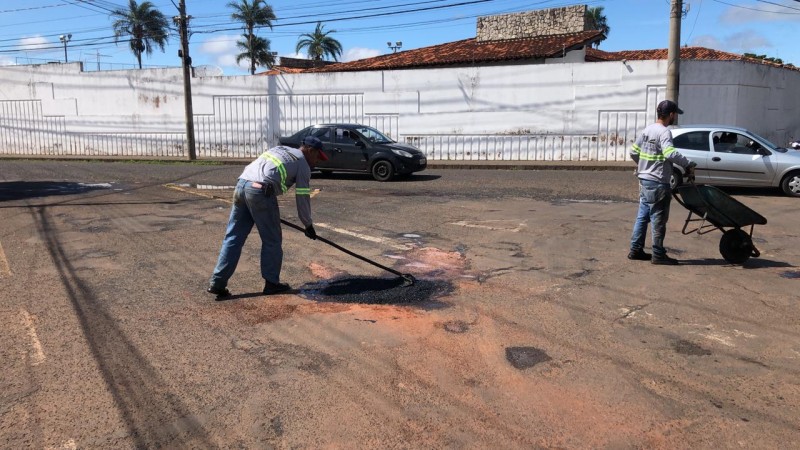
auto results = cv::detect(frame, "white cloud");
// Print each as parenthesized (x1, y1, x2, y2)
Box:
(0, 56, 16, 66)
(343, 47, 381, 62)
(19, 35, 51, 52)
(720, 3, 795, 24)
(726, 30, 772, 52)
(199, 35, 239, 55)
(690, 35, 724, 50)
(690, 30, 772, 53)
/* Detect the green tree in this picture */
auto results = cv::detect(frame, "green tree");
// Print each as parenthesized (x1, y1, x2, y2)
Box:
(228, 0, 276, 75)
(295, 22, 343, 61)
(235, 35, 276, 72)
(585, 6, 610, 49)
(111, 0, 170, 69)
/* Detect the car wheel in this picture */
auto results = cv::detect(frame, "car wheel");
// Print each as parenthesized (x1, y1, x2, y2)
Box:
(719, 229, 753, 264)
(670, 171, 682, 191)
(780, 170, 800, 197)
(371, 160, 394, 182)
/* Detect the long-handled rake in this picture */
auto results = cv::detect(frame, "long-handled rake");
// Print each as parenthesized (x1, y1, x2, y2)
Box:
(281, 219, 416, 286)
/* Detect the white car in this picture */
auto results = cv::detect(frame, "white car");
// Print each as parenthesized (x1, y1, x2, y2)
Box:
(670, 125, 800, 197)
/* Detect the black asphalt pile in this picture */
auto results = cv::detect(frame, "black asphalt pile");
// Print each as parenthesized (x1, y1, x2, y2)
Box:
(299, 276, 453, 305)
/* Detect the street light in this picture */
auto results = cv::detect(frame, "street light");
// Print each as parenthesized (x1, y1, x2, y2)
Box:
(59, 34, 72, 63)
(387, 41, 402, 53)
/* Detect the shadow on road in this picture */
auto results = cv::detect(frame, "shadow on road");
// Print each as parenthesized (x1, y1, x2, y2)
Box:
(679, 257, 794, 268)
(0, 181, 109, 202)
(33, 206, 214, 448)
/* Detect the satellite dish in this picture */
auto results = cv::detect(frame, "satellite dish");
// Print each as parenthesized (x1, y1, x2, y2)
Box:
(194, 65, 224, 77)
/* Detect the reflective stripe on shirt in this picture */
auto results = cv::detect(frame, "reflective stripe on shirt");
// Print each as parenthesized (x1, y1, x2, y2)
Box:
(261, 152, 288, 193)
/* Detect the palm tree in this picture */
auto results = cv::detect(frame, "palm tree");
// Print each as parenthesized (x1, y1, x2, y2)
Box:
(111, 0, 170, 69)
(585, 6, 610, 48)
(228, 0, 276, 75)
(295, 22, 343, 61)
(235, 35, 276, 72)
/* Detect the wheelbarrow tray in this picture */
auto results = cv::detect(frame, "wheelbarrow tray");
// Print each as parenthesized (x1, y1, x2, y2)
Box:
(674, 185, 767, 229)
(673, 184, 767, 264)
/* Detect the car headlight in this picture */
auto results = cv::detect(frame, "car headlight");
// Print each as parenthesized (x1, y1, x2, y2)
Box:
(391, 149, 413, 158)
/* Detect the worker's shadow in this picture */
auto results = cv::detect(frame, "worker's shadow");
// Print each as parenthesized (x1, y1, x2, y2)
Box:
(212, 277, 453, 309)
(679, 258, 794, 269)
(213, 289, 302, 302)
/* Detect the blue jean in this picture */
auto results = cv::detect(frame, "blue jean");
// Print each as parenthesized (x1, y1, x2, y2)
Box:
(630, 179, 671, 257)
(209, 178, 283, 288)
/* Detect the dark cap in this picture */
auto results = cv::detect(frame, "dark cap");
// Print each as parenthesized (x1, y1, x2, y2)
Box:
(301, 136, 328, 161)
(657, 99, 683, 116)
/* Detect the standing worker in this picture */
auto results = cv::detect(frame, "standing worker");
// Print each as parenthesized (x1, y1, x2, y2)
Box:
(207, 136, 328, 297)
(628, 100, 696, 265)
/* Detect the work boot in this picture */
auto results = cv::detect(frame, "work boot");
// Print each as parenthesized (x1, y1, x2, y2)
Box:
(263, 281, 291, 295)
(651, 254, 679, 265)
(627, 249, 651, 261)
(207, 285, 231, 298)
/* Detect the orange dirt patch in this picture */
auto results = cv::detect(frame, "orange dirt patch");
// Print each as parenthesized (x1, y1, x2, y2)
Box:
(394, 247, 470, 278)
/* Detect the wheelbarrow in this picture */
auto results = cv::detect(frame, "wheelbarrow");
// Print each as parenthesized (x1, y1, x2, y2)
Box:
(672, 181, 767, 264)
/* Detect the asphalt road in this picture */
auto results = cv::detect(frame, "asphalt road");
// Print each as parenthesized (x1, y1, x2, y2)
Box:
(1, 160, 799, 448)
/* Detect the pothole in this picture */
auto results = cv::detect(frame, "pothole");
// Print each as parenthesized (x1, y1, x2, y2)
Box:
(505, 346, 552, 369)
(674, 339, 712, 356)
(442, 320, 469, 333)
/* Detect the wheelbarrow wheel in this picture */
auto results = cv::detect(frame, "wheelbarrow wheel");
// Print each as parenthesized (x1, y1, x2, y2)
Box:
(719, 229, 753, 264)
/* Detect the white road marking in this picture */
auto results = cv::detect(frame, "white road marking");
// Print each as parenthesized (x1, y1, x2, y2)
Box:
(46, 439, 77, 450)
(449, 220, 526, 232)
(0, 240, 10, 276)
(20, 309, 45, 365)
(166, 183, 404, 248)
(315, 223, 411, 250)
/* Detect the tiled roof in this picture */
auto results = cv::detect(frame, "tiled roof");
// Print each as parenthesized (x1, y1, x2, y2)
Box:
(257, 66, 307, 76)
(309, 30, 604, 72)
(586, 46, 798, 71)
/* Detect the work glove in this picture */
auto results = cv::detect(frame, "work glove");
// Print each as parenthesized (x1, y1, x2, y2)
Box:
(304, 224, 317, 240)
(685, 161, 697, 182)
(261, 183, 274, 197)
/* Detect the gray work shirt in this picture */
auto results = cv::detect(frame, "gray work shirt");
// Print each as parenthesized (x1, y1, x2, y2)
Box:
(239, 145, 313, 227)
(630, 123, 693, 184)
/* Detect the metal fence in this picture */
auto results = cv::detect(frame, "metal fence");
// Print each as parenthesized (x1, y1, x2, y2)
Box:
(1, 94, 649, 161)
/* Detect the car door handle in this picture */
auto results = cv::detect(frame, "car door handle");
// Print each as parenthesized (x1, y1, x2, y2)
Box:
(333, 147, 343, 153)
(712, 157, 721, 162)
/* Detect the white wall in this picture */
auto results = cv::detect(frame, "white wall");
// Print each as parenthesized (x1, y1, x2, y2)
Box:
(1, 57, 798, 160)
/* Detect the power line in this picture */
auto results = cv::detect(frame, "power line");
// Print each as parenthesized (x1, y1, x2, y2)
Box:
(0, 3, 70, 13)
(194, 0, 497, 35)
(711, 0, 800, 14)
(755, 0, 800, 11)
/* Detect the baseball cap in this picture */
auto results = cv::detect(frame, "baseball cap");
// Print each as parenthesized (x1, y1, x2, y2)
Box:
(302, 136, 328, 161)
(657, 100, 683, 116)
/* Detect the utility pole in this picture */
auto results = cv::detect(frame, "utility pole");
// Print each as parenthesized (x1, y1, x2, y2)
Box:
(666, 0, 682, 107)
(175, 0, 197, 160)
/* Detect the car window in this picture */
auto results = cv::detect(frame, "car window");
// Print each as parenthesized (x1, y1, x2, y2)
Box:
(355, 126, 393, 144)
(713, 132, 761, 155)
(310, 127, 332, 143)
(673, 131, 710, 151)
(335, 127, 360, 145)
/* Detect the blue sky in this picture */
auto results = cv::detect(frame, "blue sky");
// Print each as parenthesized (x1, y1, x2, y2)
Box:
(0, 0, 796, 75)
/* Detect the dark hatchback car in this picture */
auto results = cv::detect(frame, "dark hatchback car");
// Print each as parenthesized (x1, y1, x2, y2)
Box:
(279, 124, 427, 181)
